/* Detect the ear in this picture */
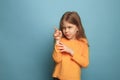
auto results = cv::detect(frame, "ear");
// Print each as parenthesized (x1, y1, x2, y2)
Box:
(76, 27, 79, 32)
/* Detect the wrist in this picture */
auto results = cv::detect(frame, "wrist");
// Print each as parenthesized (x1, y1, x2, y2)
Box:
(69, 49, 74, 55)
(55, 40, 60, 45)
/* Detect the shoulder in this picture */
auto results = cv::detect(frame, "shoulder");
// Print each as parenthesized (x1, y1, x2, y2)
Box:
(79, 38, 88, 46)
(79, 38, 88, 43)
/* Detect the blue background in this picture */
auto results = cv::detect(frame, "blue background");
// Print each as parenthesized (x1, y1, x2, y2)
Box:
(0, 0, 120, 80)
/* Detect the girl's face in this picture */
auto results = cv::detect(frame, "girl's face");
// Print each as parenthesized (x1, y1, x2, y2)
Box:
(62, 21, 78, 40)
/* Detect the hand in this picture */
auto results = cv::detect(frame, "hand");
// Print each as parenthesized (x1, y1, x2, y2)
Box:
(56, 42, 74, 55)
(53, 27, 62, 41)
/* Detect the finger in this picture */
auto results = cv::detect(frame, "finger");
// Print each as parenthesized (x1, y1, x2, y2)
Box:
(54, 31, 59, 37)
(58, 48, 64, 53)
(59, 31, 62, 36)
(57, 43, 64, 47)
(59, 42, 64, 45)
(60, 49, 65, 53)
(57, 44, 64, 48)
(54, 33, 58, 37)
(54, 27, 59, 32)
(54, 27, 59, 35)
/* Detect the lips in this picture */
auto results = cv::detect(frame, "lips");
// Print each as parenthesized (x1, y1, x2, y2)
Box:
(65, 34, 71, 38)
(65, 33, 69, 36)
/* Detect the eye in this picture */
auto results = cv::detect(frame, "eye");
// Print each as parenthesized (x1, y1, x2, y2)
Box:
(68, 26, 72, 29)
(62, 26, 66, 29)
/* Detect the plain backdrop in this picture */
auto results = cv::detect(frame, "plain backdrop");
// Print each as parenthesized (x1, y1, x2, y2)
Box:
(0, 0, 120, 80)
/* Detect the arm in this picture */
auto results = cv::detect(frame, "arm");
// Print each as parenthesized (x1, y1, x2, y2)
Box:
(52, 43, 62, 63)
(52, 27, 63, 63)
(71, 43, 89, 68)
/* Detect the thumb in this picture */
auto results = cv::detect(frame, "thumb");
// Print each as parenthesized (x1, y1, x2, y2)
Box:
(59, 31, 62, 36)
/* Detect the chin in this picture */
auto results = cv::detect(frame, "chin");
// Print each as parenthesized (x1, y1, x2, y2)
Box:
(65, 37, 70, 40)
(66, 37, 72, 40)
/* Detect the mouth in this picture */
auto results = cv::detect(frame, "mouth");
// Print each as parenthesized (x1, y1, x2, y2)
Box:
(65, 33, 70, 37)
(65, 34, 71, 39)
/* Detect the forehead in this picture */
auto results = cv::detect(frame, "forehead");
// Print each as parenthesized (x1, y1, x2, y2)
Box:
(62, 21, 76, 27)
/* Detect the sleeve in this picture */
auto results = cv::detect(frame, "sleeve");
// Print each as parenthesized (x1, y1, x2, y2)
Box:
(71, 43, 89, 68)
(52, 44, 62, 63)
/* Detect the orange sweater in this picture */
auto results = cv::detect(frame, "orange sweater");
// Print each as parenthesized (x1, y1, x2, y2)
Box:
(52, 38, 89, 80)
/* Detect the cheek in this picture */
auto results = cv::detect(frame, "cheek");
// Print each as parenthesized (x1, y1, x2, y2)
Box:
(62, 30, 66, 35)
(72, 29, 78, 34)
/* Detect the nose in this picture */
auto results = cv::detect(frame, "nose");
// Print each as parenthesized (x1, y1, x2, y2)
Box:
(65, 28, 69, 33)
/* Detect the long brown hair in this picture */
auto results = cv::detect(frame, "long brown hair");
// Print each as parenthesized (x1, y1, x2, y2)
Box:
(59, 11, 88, 41)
